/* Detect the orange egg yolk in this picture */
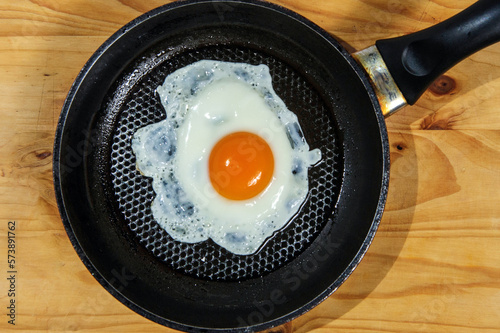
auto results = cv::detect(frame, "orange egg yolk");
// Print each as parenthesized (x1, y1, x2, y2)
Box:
(209, 131, 274, 201)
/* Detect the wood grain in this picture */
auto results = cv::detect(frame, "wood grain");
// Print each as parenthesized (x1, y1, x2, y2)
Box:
(1, 0, 499, 332)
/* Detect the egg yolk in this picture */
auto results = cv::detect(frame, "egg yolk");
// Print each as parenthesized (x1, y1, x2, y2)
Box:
(209, 131, 274, 200)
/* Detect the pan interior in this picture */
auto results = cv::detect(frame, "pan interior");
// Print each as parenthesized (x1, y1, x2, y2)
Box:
(101, 41, 342, 281)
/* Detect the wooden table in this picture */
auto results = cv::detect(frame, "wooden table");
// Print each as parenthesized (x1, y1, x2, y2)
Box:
(1, 0, 499, 332)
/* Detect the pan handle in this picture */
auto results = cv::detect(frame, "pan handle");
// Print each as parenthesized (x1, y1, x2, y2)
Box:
(375, 0, 500, 106)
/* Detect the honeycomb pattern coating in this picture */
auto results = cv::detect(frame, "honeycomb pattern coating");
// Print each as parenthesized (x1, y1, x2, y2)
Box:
(108, 45, 341, 281)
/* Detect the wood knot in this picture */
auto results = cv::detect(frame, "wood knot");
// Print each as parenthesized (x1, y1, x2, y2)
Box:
(424, 119, 449, 130)
(420, 110, 458, 130)
(393, 143, 406, 151)
(429, 75, 456, 95)
(19, 149, 53, 168)
(35, 151, 52, 160)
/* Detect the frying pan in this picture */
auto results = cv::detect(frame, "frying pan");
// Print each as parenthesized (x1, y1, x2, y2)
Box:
(53, 0, 500, 331)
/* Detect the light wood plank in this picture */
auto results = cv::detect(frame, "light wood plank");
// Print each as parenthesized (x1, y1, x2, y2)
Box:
(1, 0, 499, 332)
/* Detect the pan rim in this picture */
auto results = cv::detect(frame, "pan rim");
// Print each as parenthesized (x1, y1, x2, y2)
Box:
(53, 0, 391, 331)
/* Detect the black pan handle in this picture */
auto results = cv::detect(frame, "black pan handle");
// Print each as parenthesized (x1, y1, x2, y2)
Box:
(375, 0, 500, 105)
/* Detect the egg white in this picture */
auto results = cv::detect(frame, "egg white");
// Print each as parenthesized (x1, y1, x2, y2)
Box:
(132, 60, 321, 255)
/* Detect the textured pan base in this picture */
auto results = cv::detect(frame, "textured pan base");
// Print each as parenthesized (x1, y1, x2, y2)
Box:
(105, 44, 342, 281)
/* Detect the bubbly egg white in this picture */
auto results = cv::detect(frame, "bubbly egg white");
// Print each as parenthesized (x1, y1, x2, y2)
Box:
(132, 60, 321, 255)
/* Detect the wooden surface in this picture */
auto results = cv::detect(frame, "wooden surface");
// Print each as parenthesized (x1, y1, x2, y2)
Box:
(1, 0, 499, 332)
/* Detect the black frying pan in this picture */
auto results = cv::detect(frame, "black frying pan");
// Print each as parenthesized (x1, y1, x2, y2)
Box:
(53, 0, 500, 331)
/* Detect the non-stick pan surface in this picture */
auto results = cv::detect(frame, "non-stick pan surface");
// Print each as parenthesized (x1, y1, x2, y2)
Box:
(53, 0, 388, 331)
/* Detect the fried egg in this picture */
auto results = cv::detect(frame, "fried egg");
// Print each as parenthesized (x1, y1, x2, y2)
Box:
(132, 60, 321, 255)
